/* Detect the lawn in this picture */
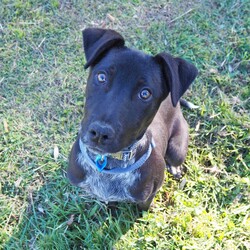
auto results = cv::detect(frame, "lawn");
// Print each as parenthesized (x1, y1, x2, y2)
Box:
(1, 0, 249, 249)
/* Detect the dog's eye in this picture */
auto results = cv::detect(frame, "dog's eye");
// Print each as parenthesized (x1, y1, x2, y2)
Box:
(139, 88, 152, 100)
(96, 72, 107, 83)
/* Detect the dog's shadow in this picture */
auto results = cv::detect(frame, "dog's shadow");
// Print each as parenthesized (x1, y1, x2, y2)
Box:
(4, 167, 142, 249)
(63, 195, 142, 249)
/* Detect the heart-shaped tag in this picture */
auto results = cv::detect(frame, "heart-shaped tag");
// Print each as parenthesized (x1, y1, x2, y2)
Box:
(95, 155, 108, 172)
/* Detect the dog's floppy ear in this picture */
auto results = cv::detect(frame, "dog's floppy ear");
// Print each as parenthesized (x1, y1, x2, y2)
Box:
(83, 28, 125, 69)
(155, 53, 198, 107)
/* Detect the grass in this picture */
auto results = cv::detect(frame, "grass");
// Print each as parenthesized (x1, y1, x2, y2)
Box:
(1, 0, 249, 249)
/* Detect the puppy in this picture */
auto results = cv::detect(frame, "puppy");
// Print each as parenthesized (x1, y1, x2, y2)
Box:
(67, 28, 198, 210)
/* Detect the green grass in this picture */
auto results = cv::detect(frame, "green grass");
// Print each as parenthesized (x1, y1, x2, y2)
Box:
(1, 0, 249, 249)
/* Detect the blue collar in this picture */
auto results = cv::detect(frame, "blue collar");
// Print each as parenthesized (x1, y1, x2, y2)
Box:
(79, 138, 155, 174)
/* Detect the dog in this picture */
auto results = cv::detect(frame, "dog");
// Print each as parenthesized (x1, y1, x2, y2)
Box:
(67, 28, 198, 210)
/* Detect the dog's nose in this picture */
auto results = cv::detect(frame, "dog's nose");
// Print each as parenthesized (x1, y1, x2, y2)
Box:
(88, 122, 115, 144)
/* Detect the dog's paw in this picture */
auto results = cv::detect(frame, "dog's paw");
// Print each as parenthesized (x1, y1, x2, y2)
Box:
(166, 164, 186, 180)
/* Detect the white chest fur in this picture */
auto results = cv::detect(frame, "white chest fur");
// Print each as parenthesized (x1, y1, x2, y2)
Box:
(77, 152, 140, 202)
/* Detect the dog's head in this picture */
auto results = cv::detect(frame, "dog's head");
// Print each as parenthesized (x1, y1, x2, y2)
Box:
(79, 28, 198, 153)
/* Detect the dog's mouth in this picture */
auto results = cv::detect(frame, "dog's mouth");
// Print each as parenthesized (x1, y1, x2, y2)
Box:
(81, 136, 139, 156)
(85, 145, 107, 155)
(83, 142, 130, 155)
(81, 138, 122, 154)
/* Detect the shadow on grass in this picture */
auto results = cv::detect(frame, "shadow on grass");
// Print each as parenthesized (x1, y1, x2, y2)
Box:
(4, 165, 141, 249)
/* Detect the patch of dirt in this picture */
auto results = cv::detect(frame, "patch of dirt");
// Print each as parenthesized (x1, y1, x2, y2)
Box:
(133, 0, 200, 27)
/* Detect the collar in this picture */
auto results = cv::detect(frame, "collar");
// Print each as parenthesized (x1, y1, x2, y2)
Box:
(79, 137, 155, 174)
(87, 140, 139, 162)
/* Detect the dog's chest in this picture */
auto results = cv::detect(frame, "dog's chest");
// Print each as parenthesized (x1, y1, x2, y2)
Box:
(77, 154, 140, 202)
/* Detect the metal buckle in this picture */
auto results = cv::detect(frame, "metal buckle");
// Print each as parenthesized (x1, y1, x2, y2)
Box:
(122, 150, 135, 161)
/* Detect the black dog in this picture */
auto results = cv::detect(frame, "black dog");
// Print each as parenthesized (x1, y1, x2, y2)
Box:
(67, 28, 198, 210)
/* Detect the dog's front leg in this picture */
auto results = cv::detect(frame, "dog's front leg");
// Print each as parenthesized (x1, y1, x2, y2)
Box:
(165, 116, 189, 179)
(67, 138, 86, 185)
(137, 193, 156, 211)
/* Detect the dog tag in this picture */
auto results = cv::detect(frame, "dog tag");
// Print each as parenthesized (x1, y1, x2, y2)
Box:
(95, 155, 108, 172)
